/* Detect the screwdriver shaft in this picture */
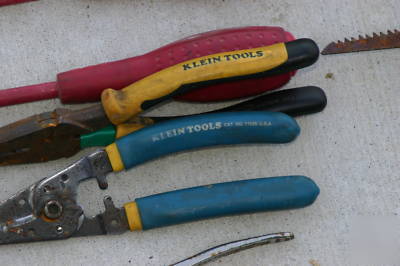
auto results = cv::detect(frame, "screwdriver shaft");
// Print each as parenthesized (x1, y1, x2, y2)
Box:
(0, 82, 57, 107)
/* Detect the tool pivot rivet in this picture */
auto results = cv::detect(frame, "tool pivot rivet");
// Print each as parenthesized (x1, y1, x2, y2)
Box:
(44, 200, 63, 219)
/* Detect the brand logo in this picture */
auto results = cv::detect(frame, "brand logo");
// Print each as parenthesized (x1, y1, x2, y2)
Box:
(182, 51, 264, 71)
(152, 122, 222, 142)
(151, 120, 273, 142)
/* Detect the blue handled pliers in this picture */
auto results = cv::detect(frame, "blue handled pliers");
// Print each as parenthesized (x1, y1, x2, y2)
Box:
(0, 111, 319, 245)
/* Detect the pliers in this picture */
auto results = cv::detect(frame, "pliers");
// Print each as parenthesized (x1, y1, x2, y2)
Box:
(0, 86, 326, 165)
(0, 39, 320, 166)
(0, 111, 320, 243)
(0, 172, 319, 245)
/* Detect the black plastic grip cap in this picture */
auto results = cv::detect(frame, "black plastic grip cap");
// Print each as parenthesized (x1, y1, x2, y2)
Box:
(217, 86, 327, 117)
(151, 86, 327, 124)
(265, 38, 320, 76)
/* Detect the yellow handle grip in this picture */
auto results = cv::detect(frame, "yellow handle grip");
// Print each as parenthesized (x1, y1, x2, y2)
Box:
(115, 124, 146, 138)
(115, 117, 155, 138)
(101, 43, 288, 125)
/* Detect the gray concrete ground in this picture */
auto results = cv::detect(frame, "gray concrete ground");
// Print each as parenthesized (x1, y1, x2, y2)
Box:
(0, 0, 399, 265)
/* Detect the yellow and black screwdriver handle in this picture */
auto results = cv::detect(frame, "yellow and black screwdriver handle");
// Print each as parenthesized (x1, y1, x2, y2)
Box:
(102, 38, 319, 125)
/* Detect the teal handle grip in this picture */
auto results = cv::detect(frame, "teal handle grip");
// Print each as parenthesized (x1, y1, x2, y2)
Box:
(115, 111, 300, 170)
(135, 176, 319, 230)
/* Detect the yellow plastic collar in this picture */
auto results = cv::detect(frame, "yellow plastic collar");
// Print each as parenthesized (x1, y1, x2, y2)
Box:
(105, 143, 125, 172)
(116, 124, 146, 138)
(124, 202, 143, 231)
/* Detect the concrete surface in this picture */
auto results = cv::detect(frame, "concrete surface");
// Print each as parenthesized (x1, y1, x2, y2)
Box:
(0, 0, 399, 265)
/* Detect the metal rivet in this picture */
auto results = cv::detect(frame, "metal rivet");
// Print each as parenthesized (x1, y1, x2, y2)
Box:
(61, 174, 69, 182)
(44, 200, 63, 219)
(56, 226, 63, 234)
(18, 199, 26, 206)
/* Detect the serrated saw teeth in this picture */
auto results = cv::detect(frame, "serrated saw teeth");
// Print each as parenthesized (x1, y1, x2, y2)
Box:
(322, 29, 400, 55)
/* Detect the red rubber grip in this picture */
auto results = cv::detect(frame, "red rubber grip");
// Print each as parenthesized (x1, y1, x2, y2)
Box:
(0, 0, 37, 7)
(0, 82, 57, 106)
(57, 26, 295, 103)
(0, 27, 295, 107)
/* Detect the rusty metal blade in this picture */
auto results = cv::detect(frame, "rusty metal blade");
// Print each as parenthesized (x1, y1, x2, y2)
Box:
(321, 29, 400, 55)
(0, 104, 109, 165)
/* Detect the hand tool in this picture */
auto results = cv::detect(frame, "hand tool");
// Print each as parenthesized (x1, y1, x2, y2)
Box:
(1, 111, 300, 170)
(0, 26, 296, 106)
(322, 29, 400, 55)
(172, 232, 294, 266)
(0, 39, 319, 164)
(0, 86, 326, 165)
(0, 0, 36, 7)
(0, 173, 319, 245)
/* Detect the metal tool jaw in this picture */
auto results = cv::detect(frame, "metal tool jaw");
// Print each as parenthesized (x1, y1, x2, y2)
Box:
(0, 105, 109, 166)
(0, 150, 127, 245)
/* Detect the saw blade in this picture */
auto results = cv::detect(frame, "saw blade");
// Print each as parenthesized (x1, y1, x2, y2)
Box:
(321, 29, 400, 55)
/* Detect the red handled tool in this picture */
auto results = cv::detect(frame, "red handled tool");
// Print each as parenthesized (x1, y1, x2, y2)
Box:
(0, 26, 295, 106)
(0, 0, 36, 7)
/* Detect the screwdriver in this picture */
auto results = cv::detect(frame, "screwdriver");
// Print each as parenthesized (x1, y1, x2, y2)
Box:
(0, 26, 295, 106)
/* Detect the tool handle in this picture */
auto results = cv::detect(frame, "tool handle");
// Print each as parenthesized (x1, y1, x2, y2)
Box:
(154, 86, 327, 123)
(124, 176, 319, 230)
(0, 27, 295, 107)
(216, 86, 327, 116)
(56, 26, 294, 104)
(102, 39, 319, 125)
(143, 86, 326, 135)
(80, 86, 325, 148)
(105, 111, 299, 171)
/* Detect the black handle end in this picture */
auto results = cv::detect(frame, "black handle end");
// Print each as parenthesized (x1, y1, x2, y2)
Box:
(284, 85, 327, 116)
(264, 38, 319, 76)
(285, 38, 320, 69)
(217, 86, 327, 117)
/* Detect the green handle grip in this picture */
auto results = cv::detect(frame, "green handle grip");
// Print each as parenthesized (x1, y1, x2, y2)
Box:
(80, 125, 116, 148)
